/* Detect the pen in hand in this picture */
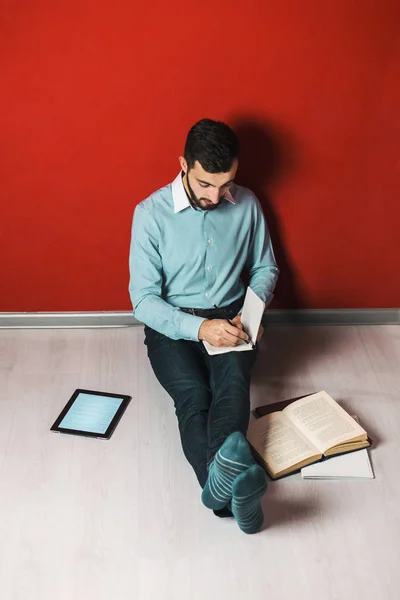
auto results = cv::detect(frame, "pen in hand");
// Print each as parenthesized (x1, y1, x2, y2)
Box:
(211, 303, 256, 350)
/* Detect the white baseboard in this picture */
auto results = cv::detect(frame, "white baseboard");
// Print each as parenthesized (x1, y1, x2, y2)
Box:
(0, 309, 398, 329)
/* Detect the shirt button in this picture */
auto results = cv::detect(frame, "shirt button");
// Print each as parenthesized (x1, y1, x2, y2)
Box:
(208, 239, 212, 244)
(207, 266, 211, 271)
(205, 292, 209, 297)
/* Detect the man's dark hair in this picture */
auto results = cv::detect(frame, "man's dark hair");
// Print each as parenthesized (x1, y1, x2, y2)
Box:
(184, 118, 239, 173)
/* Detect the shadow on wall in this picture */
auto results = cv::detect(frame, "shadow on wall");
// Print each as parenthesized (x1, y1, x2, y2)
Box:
(230, 115, 306, 309)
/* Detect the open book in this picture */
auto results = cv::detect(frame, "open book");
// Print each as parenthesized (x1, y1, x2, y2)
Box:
(246, 391, 371, 479)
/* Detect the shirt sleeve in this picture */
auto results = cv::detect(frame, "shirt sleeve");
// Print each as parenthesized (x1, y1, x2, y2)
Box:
(128, 202, 206, 341)
(244, 194, 280, 308)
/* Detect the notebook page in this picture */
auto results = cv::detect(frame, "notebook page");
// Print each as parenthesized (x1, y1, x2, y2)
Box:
(301, 449, 374, 479)
(203, 287, 265, 355)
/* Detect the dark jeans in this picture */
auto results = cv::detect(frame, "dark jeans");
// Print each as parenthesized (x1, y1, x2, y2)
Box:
(144, 302, 259, 488)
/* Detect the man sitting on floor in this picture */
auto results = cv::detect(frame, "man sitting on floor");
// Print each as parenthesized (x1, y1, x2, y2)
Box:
(129, 118, 279, 533)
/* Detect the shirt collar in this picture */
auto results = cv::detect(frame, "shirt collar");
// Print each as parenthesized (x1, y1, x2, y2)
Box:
(171, 172, 235, 214)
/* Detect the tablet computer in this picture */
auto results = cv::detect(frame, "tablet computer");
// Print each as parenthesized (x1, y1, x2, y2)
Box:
(50, 388, 132, 439)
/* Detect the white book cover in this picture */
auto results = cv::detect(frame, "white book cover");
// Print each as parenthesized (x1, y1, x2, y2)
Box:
(301, 449, 374, 480)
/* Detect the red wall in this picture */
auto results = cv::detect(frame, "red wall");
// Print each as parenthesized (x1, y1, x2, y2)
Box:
(1, 1, 399, 311)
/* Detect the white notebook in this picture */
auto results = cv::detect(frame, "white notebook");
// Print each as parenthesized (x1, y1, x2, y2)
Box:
(301, 449, 374, 480)
(203, 287, 265, 355)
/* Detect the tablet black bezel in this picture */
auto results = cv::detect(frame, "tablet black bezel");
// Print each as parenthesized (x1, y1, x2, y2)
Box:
(50, 388, 132, 439)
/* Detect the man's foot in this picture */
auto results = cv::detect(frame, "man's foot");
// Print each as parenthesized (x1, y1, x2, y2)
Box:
(231, 464, 268, 534)
(202, 431, 254, 511)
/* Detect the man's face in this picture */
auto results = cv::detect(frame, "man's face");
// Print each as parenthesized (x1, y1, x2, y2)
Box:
(181, 159, 238, 211)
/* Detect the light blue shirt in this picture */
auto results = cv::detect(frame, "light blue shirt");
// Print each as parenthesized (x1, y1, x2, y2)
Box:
(128, 172, 279, 341)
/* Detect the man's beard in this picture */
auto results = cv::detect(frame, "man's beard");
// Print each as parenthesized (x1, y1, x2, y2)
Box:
(185, 172, 223, 211)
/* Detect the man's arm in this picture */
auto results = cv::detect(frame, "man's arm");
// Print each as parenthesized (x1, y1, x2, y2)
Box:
(128, 203, 205, 341)
(244, 194, 280, 306)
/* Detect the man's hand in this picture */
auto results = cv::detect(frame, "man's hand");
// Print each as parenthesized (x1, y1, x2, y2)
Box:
(198, 318, 249, 348)
(232, 313, 264, 343)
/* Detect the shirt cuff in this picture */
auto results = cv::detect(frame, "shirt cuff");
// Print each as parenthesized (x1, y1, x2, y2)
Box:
(264, 291, 274, 308)
(179, 313, 207, 341)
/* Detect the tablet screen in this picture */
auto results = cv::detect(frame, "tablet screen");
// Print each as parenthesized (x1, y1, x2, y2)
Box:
(59, 392, 124, 434)
(51, 389, 131, 439)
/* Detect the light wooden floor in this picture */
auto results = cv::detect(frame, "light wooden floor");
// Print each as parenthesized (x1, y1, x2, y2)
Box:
(0, 325, 399, 600)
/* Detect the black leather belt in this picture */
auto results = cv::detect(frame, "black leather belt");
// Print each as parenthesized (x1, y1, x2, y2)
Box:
(180, 307, 221, 318)
(179, 297, 244, 319)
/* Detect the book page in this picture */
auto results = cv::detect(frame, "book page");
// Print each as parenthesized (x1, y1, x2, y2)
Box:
(283, 391, 367, 454)
(246, 412, 321, 477)
(203, 286, 265, 355)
